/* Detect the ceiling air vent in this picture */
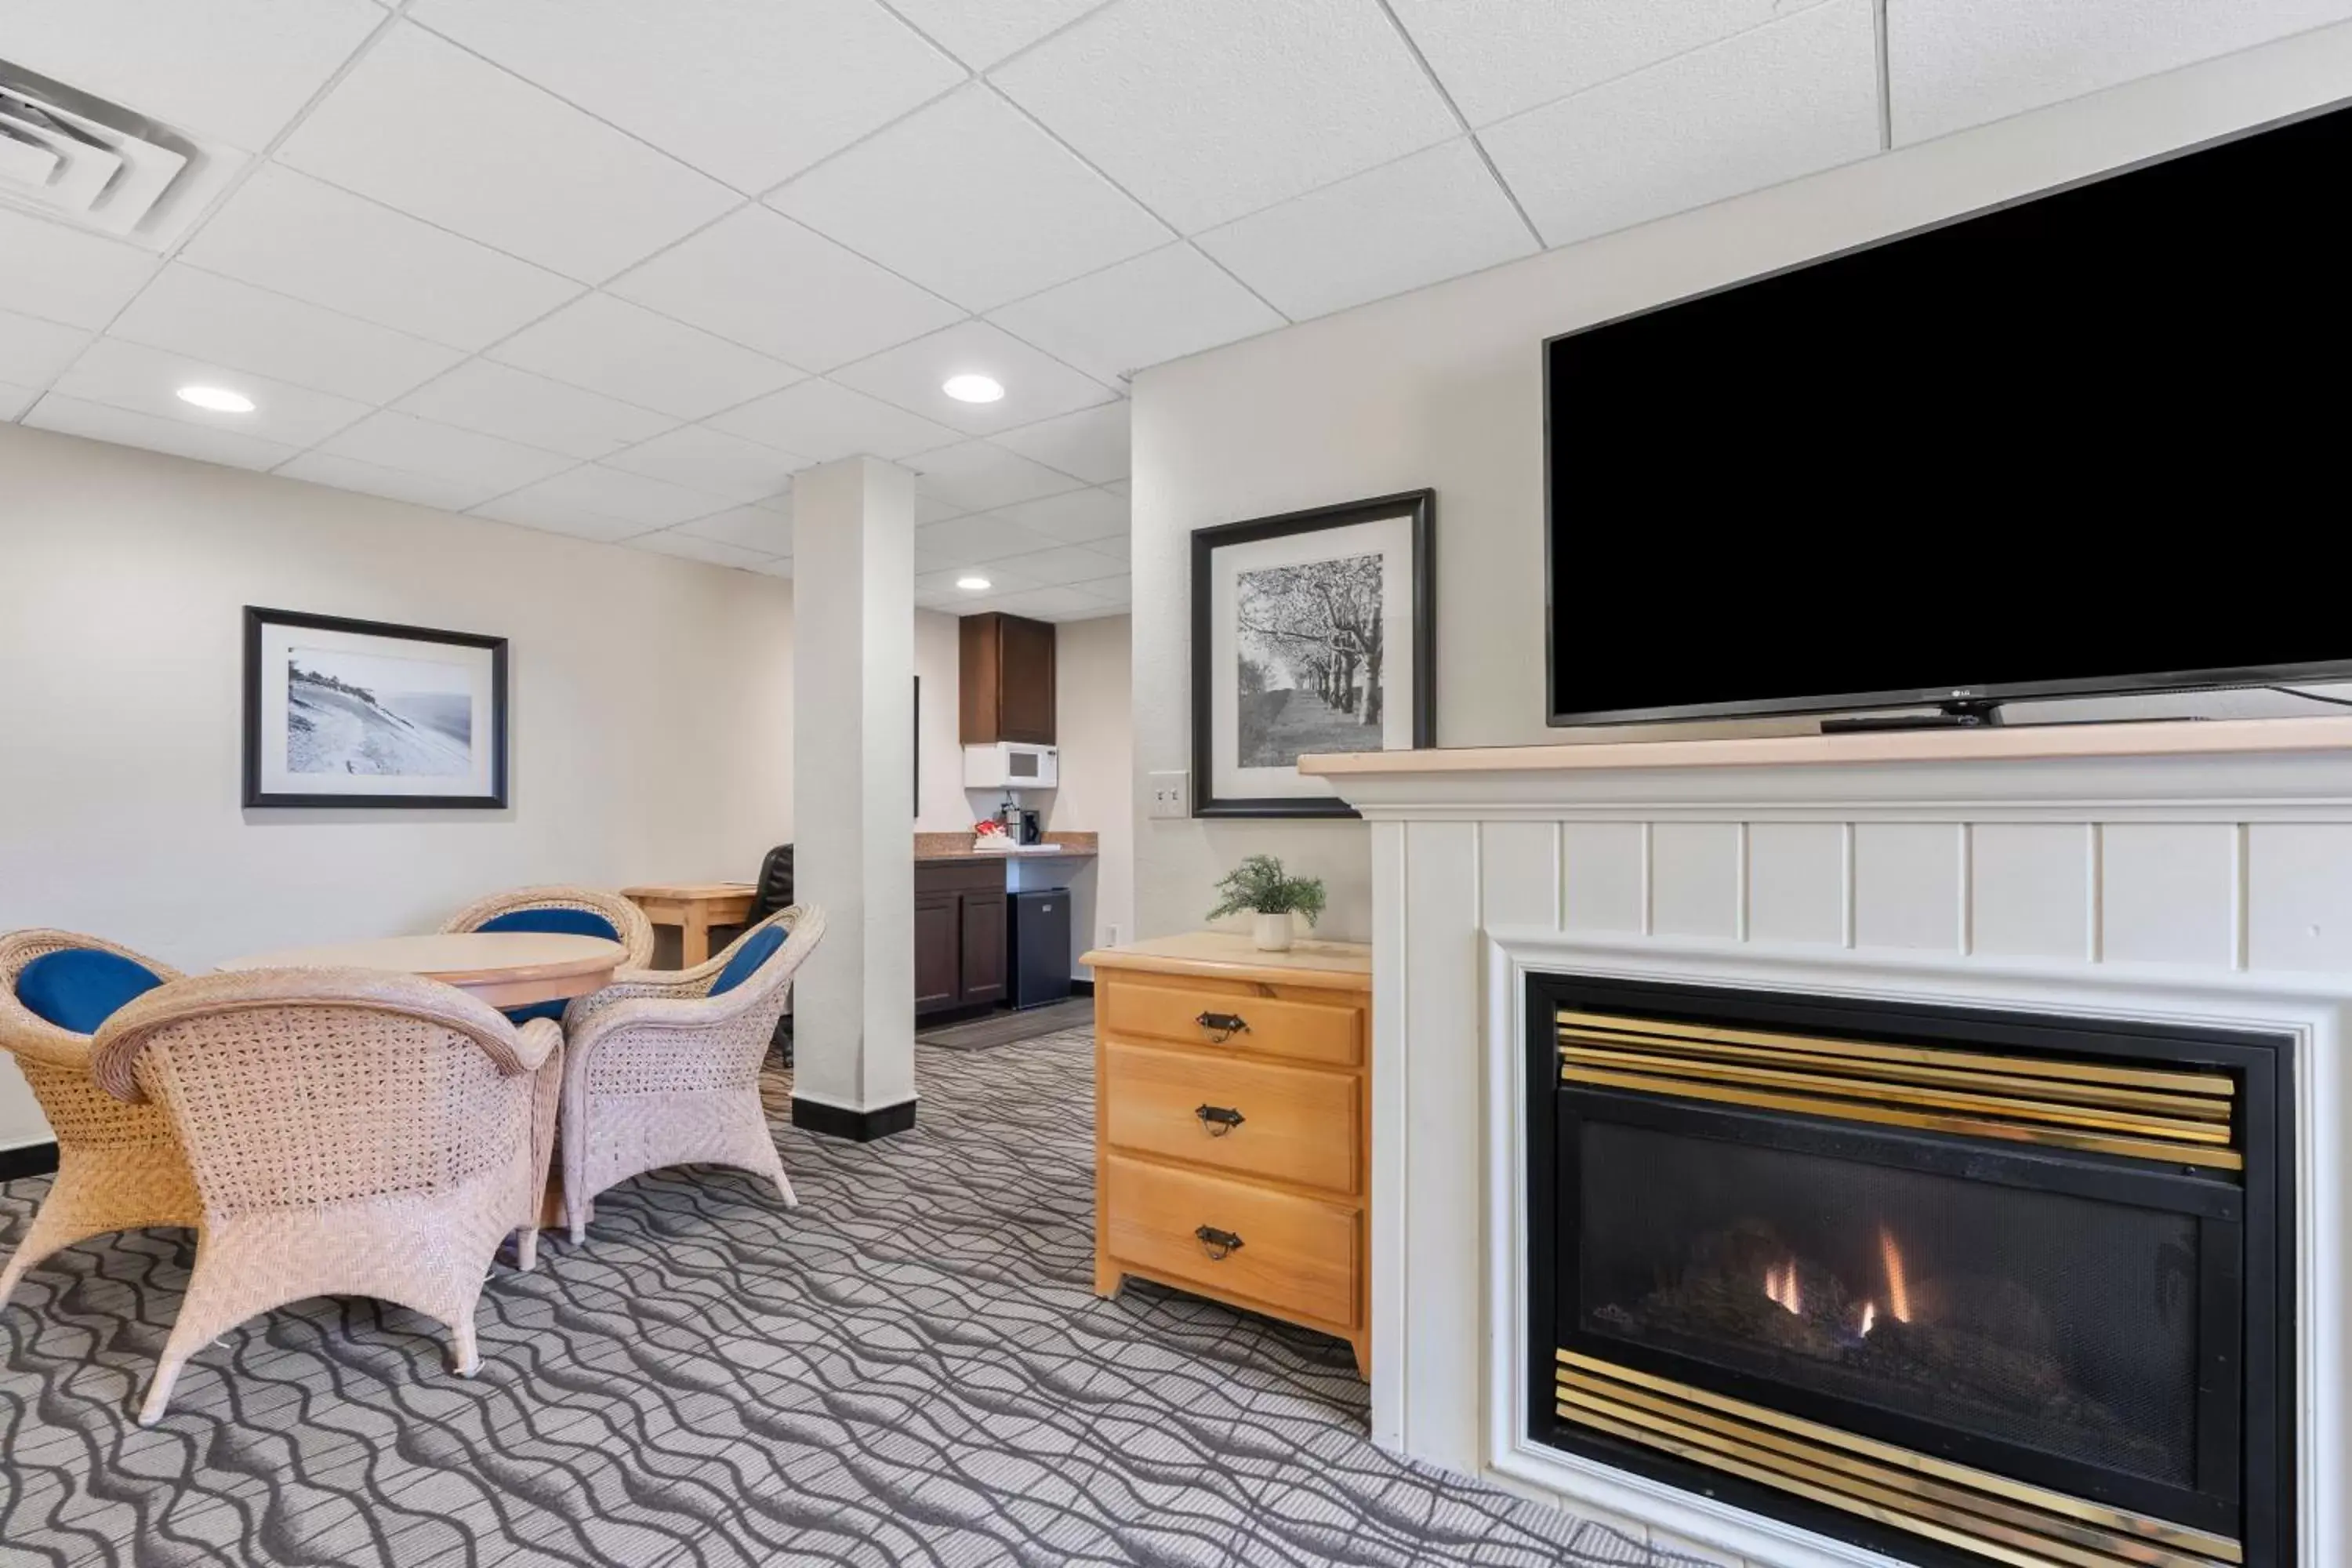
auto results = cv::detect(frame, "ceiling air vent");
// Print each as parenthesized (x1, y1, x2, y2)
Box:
(0, 59, 241, 249)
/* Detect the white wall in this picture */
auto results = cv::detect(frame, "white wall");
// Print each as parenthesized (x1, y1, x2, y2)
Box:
(1130, 20, 2352, 946)
(0, 423, 795, 1148)
(1049, 615, 1134, 976)
(914, 608, 971, 833)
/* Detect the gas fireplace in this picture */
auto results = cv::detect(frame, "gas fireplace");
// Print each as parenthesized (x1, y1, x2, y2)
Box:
(1525, 975, 2296, 1568)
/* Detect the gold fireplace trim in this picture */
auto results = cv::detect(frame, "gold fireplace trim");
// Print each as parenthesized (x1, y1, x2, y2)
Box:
(1552, 1350, 2242, 1568)
(1555, 1011, 2243, 1172)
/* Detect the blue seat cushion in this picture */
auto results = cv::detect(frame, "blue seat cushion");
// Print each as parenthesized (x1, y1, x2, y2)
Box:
(502, 1000, 569, 1025)
(476, 906, 621, 942)
(710, 925, 786, 997)
(16, 948, 164, 1034)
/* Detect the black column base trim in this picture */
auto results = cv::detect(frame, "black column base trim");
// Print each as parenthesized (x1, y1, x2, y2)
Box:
(790, 1096, 916, 1142)
(1068, 978, 1094, 997)
(0, 1141, 60, 1181)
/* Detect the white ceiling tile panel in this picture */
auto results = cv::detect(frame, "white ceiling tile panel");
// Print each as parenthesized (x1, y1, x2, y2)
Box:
(914, 492, 971, 525)
(0, 0, 383, 150)
(1387, 0, 1832, 129)
(1073, 572, 1131, 604)
(0, 382, 38, 422)
(913, 510, 1064, 567)
(1479, 0, 1882, 249)
(275, 24, 738, 281)
(989, 487, 1127, 543)
(408, 0, 966, 193)
(884, 0, 1111, 70)
(747, 556, 794, 579)
(176, 165, 582, 350)
(1080, 532, 1130, 565)
(1888, 0, 2352, 145)
(993, 0, 1458, 233)
(395, 360, 675, 460)
(107, 266, 465, 404)
(626, 528, 779, 571)
(706, 377, 960, 461)
(318, 409, 579, 492)
(474, 464, 728, 539)
(488, 292, 803, 420)
(909, 439, 1086, 513)
(981, 542, 1135, 585)
(917, 564, 1042, 597)
(988, 402, 1129, 484)
(984, 242, 1283, 385)
(608, 206, 963, 372)
(0, 209, 158, 329)
(977, 583, 1118, 619)
(1102, 479, 1130, 496)
(830, 319, 1115, 435)
(768, 84, 1170, 311)
(681, 502, 795, 555)
(25, 393, 299, 470)
(50, 338, 371, 447)
(275, 450, 507, 513)
(1196, 138, 1537, 320)
(0, 307, 90, 387)
(604, 424, 809, 502)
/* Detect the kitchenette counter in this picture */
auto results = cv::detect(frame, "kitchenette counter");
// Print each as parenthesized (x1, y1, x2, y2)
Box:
(915, 831, 1098, 862)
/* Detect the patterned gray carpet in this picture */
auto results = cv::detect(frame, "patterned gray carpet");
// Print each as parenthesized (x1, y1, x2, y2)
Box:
(0, 1028, 1680, 1568)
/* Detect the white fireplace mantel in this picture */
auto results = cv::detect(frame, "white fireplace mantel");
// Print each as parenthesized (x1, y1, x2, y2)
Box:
(1305, 718, 2352, 1568)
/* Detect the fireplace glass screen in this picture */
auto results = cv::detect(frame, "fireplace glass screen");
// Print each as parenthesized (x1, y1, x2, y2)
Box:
(1575, 1120, 2202, 1486)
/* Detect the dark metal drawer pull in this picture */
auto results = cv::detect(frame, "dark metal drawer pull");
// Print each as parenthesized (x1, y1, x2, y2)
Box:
(1195, 1104, 1246, 1136)
(1196, 1011, 1250, 1043)
(1194, 1225, 1245, 1261)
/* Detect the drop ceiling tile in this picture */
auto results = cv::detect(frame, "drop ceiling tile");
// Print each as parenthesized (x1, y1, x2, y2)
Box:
(985, 242, 1283, 385)
(748, 556, 793, 579)
(50, 338, 372, 447)
(979, 583, 1117, 619)
(993, 0, 1457, 234)
(488, 292, 802, 421)
(884, 0, 1108, 70)
(833, 320, 1115, 436)
(604, 424, 809, 503)
(274, 450, 506, 513)
(982, 542, 1137, 586)
(1480, 0, 1882, 250)
(913, 511, 1064, 568)
(24, 392, 299, 470)
(608, 206, 963, 373)
(0, 381, 41, 421)
(706, 377, 959, 462)
(768, 83, 1169, 311)
(275, 23, 737, 281)
(0, 307, 90, 387)
(988, 402, 1128, 485)
(917, 565, 1042, 597)
(681, 502, 795, 555)
(176, 165, 581, 350)
(915, 493, 970, 526)
(395, 361, 674, 461)
(1388, 0, 1825, 129)
(1073, 573, 1131, 605)
(1196, 138, 1537, 320)
(1081, 532, 1130, 566)
(0, 0, 382, 151)
(108, 266, 464, 404)
(1888, 0, 2352, 144)
(0, 209, 158, 330)
(474, 463, 728, 537)
(408, 0, 964, 192)
(909, 439, 1085, 513)
(989, 486, 1126, 543)
(1103, 478, 1129, 496)
(319, 410, 578, 493)
(627, 528, 779, 572)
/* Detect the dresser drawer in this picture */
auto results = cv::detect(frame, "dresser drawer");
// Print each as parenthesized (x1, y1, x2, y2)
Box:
(1102, 1043, 1358, 1195)
(1103, 1156, 1356, 1328)
(1101, 978, 1361, 1068)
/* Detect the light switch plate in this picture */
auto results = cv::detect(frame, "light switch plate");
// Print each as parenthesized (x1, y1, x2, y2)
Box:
(1147, 770, 1189, 818)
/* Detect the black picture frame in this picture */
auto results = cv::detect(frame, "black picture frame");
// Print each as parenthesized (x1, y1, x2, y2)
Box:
(242, 606, 510, 809)
(1189, 489, 1435, 818)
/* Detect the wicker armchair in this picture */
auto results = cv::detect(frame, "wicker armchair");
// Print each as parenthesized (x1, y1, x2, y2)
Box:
(440, 886, 655, 970)
(558, 904, 825, 1243)
(0, 930, 201, 1312)
(92, 967, 561, 1425)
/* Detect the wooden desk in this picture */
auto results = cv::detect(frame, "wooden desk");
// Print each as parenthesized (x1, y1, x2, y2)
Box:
(220, 932, 625, 1010)
(623, 884, 757, 967)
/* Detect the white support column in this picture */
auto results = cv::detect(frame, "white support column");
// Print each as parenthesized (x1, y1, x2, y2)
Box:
(789, 456, 917, 1140)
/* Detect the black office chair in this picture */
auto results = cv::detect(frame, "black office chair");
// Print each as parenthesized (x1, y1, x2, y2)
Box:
(753, 845, 793, 1063)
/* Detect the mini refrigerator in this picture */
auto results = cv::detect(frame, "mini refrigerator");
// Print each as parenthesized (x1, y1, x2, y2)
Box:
(1006, 888, 1073, 1009)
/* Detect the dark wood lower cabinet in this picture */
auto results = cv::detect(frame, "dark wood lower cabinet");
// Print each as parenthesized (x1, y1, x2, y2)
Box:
(914, 860, 1008, 1017)
(913, 891, 963, 1012)
(958, 890, 1007, 1008)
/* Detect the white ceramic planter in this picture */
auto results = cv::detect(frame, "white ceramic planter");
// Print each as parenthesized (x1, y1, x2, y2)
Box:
(1252, 912, 1294, 952)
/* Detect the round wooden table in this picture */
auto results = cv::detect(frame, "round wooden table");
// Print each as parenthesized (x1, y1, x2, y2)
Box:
(219, 932, 626, 1011)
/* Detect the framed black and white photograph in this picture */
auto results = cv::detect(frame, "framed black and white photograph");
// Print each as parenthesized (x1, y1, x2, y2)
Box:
(1191, 490, 1433, 818)
(243, 607, 508, 809)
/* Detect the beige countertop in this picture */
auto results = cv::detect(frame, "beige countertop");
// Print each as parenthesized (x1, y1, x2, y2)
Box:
(916, 830, 1098, 861)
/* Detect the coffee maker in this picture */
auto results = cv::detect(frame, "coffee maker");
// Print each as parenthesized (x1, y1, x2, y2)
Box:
(993, 798, 1045, 845)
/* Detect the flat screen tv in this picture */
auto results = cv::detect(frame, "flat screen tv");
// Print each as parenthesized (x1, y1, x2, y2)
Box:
(1545, 101, 2352, 729)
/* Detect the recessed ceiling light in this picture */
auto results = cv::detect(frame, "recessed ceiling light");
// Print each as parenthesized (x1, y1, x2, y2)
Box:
(176, 384, 255, 414)
(942, 373, 1004, 405)
(956, 575, 992, 591)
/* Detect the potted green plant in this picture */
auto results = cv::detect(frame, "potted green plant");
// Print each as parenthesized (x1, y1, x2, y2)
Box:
(1207, 854, 1327, 953)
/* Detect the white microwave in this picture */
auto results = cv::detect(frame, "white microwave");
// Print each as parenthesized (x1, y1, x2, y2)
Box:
(963, 741, 1058, 790)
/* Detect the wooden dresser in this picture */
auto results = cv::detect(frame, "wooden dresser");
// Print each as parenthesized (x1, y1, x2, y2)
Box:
(1081, 932, 1371, 1375)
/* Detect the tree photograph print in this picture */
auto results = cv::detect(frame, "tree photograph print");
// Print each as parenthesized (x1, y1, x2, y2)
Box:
(1234, 552, 1385, 768)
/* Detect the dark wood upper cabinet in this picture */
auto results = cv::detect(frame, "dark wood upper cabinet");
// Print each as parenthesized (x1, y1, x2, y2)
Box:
(959, 612, 1056, 746)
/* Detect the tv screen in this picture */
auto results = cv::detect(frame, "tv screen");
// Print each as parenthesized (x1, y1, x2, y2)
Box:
(1545, 102, 2352, 728)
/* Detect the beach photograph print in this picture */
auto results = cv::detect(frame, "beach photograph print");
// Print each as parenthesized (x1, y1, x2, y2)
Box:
(287, 645, 472, 777)
(1235, 552, 1385, 769)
